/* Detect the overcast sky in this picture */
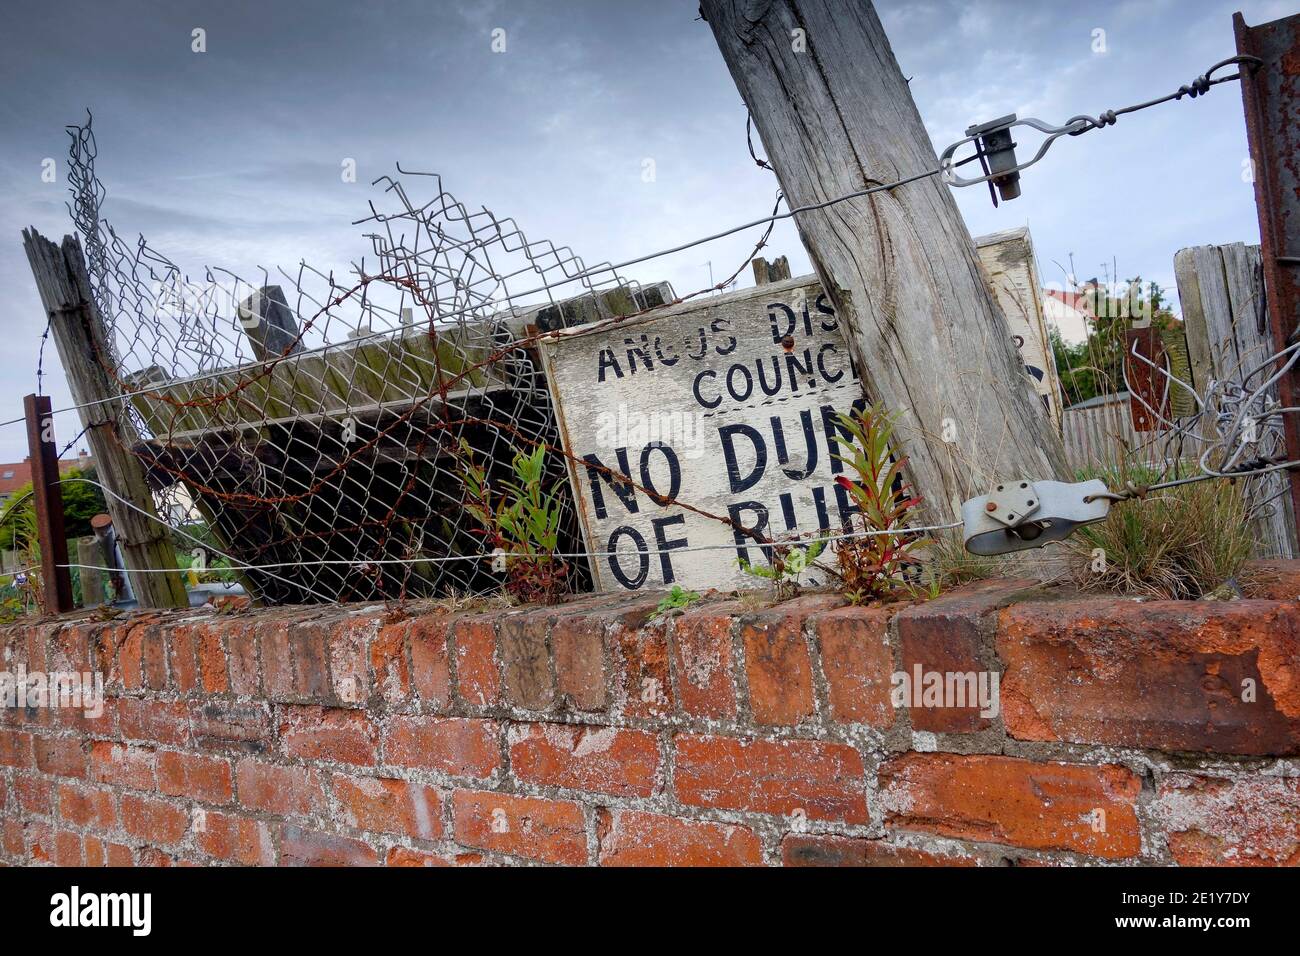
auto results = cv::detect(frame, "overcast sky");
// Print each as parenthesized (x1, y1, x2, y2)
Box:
(0, 0, 1293, 461)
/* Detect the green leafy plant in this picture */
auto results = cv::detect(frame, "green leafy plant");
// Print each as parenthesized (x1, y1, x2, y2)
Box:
(462, 440, 569, 604)
(830, 404, 930, 605)
(738, 538, 825, 602)
(654, 584, 702, 618)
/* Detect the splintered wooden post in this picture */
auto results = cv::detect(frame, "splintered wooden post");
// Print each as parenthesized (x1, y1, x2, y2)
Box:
(702, 0, 1068, 518)
(22, 394, 74, 614)
(238, 285, 303, 362)
(22, 228, 188, 609)
(752, 256, 791, 286)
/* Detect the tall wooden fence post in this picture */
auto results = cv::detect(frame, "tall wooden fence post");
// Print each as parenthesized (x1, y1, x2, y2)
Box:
(22, 394, 74, 614)
(22, 228, 188, 609)
(702, 0, 1068, 521)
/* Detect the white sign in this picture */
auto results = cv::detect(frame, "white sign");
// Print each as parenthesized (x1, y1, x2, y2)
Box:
(541, 277, 864, 592)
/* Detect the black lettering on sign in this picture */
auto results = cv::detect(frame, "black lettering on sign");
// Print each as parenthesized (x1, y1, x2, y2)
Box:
(770, 410, 818, 480)
(639, 441, 681, 503)
(693, 368, 721, 409)
(597, 348, 623, 382)
(606, 526, 650, 589)
(583, 449, 638, 519)
(727, 501, 770, 566)
(719, 423, 767, 493)
(651, 514, 688, 584)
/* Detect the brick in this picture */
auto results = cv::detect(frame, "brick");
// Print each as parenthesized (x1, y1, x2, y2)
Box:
(453, 619, 499, 707)
(674, 734, 867, 823)
(615, 619, 672, 720)
(121, 794, 190, 844)
(896, 579, 1037, 733)
(813, 605, 895, 726)
(598, 810, 762, 866)
(117, 621, 147, 691)
(235, 759, 322, 817)
(89, 627, 119, 692)
(331, 774, 442, 840)
(288, 620, 332, 701)
(279, 705, 378, 766)
(53, 829, 84, 865)
(508, 723, 659, 797)
(52, 695, 116, 738)
(195, 810, 277, 865)
(196, 625, 230, 694)
(89, 741, 157, 790)
(83, 835, 105, 866)
(670, 603, 738, 720)
(49, 624, 93, 673)
(57, 783, 117, 830)
(225, 621, 260, 696)
(999, 599, 1300, 755)
(189, 700, 271, 754)
(118, 697, 191, 746)
(498, 614, 554, 711)
(34, 735, 87, 778)
(370, 619, 412, 706)
(782, 834, 980, 867)
(142, 627, 169, 690)
(2, 818, 24, 856)
(741, 597, 828, 725)
(0, 730, 34, 768)
(1155, 773, 1300, 866)
(408, 616, 451, 709)
(1245, 560, 1300, 600)
(26, 820, 52, 862)
(877, 753, 1141, 859)
(386, 846, 455, 866)
(384, 716, 499, 778)
(329, 615, 375, 706)
(16, 776, 54, 815)
(551, 615, 607, 711)
(452, 790, 586, 865)
(258, 619, 295, 701)
(84, 836, 134, 867)
(169, 624, 201, 693)
(280, 825, 378, 866)
(158, 751, 233, 804)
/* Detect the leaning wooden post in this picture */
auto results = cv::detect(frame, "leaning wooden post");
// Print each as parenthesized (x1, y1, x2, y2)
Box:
(702, 0, 1068, 518)
(22, 229, 188, 609)
(22, 394, 74, 614)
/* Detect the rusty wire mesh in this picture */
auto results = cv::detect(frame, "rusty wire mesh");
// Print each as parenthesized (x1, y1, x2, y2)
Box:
(63, 115, 684, 604)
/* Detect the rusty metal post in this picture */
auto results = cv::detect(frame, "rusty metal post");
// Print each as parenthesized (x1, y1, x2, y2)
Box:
(23, 394, 74, 614)
(1236, 11, 1300, 542)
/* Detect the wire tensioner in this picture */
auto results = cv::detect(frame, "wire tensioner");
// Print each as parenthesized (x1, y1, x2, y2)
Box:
(962, 479, 1112, 556)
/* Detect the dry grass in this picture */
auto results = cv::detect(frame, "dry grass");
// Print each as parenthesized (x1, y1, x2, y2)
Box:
(1069, 465, 1255, 599)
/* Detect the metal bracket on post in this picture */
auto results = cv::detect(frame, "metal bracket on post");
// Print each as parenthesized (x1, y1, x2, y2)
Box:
(962, 479, 1112, 556)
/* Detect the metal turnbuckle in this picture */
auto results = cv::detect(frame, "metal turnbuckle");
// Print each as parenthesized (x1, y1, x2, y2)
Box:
(939, 114, 1090, 203)
(961, 479, 1112, 556)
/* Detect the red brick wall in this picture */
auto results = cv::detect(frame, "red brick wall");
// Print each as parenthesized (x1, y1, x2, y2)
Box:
(3, 567, 1300, 867)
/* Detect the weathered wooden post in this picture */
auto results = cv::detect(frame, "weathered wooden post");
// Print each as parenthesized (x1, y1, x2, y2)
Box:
(701, 0, 1067, 519)
(22, 394, 74, 614)
(22, 229, 188, 609)
(77, 536, 106, 607)
(238, 285, 303, 362)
